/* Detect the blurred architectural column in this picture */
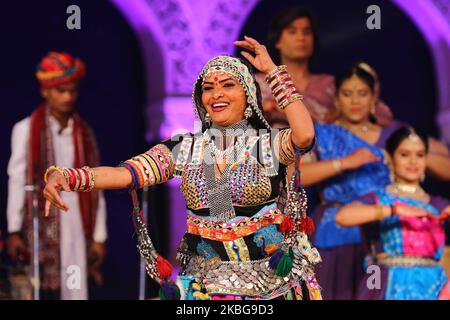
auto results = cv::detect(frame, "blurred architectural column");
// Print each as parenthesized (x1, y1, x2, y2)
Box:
(393, 0, 450, 144)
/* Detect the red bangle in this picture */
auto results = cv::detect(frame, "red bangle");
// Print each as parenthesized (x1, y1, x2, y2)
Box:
(274, 84, 297, 99)
(267, 70, 289, 84)
(67, 168, 77, 190)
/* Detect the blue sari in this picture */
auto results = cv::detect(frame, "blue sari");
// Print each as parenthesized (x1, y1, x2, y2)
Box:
(313, 124, 391, 249)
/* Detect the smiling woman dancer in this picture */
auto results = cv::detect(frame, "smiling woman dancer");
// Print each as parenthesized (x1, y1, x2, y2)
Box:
(42, 36, 322, 300)
(336, 127, 450, 300)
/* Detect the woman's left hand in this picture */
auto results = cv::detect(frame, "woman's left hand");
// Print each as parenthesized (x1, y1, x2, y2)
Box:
(439, 206, 450, 221)
(234, 36, 277, 74)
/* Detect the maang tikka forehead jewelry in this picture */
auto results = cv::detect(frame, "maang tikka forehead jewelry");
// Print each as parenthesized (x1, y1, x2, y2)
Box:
(192, 55, 272, 130)
(203, 73, 224, 85)
(407, 129, 421, 144)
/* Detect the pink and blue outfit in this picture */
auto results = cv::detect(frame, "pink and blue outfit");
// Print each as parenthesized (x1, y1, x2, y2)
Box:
(357, 190, 450, 300)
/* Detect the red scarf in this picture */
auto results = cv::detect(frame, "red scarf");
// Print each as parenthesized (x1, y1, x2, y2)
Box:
(24, 104, 100, 291)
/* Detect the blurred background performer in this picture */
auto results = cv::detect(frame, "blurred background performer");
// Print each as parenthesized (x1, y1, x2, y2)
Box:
(6, 51, 107, 300)
(336, 127, 450, 300)
(257, 6, 393, 128)
(300, 64, 397, 299)
(301, 62, 450, 299)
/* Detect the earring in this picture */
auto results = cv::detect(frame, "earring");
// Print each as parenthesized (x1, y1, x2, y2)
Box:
(420, 173, 426, 183)
(244, 106, 253, 119)
(204, 113, 212, 127)
(370, 103, 376, 115)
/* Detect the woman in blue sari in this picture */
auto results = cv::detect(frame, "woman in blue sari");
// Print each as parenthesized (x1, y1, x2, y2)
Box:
(336, 127, 450, 299)
(300, 63, 400, 299)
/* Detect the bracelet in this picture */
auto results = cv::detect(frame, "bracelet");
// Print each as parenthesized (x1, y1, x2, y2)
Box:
(375, 205, 386, 221)
(332, 159, 343, 174)
(44, 165, 95, 192)
(82, 166, 95, 192)
(264, 65, 303, 110)
(265, 65, 288, 81)
(44, 165, 69, 184)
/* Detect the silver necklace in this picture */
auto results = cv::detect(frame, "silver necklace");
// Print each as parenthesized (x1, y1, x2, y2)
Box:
(337, 120, 370, 133)
(203, 119, 249, 160)
(202, 120, 251, 222)
(203, 131, 246, 160)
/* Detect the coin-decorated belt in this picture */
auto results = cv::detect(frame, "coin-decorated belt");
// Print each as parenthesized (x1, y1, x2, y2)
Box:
(182, 249, 314, 298)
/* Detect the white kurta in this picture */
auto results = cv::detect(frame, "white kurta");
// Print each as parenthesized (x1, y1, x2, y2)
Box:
(6, 116, 107, 300)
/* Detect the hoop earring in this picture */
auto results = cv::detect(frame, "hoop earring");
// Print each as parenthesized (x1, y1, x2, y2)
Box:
(244, 106, 253, 119)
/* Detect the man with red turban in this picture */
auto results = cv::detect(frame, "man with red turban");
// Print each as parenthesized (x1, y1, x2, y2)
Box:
(6, 51, 107, 300)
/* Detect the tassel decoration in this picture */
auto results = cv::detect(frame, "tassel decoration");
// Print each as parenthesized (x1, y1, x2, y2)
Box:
(269, 248, 294, 277)
(299, 216, 315, 236)
(156, 256, 173, 279)
(275, 249, 294, 277)
(269, 249, 283, 270)
(280, 215, 295, 234)
(159, 281, 181, 300)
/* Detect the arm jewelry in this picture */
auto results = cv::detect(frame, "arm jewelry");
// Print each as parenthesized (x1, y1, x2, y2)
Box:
(265, 65, 303, 110)
(119, 144, 174, 189)
(44, 165, 95, 192)
(332, 159, 343, 174)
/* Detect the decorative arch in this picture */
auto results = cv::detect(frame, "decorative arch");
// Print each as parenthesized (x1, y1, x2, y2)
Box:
(392, 0, 450, 143)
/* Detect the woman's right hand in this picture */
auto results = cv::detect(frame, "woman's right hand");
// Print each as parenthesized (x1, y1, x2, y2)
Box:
(341, 148, 381, 170)
(43, 171, 71, 216)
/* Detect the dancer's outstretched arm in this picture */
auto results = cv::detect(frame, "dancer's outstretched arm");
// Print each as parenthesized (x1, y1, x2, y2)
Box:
(44, 166, 132, 215)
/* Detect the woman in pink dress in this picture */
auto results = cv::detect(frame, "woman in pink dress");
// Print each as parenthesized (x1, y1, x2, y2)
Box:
(336, 127, 450, 300)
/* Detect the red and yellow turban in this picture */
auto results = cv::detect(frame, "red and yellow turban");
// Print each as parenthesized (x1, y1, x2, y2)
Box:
(36, 51, 86, 88)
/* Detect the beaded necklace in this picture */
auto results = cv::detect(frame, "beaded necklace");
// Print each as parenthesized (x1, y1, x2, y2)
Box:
(391, 182, 426, 197)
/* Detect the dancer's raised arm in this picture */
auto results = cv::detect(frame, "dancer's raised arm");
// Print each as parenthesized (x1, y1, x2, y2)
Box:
(235, 36, 315, 149)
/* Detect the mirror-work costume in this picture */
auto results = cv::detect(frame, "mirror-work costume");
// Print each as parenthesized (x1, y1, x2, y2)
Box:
(122, 56, 322, 300)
